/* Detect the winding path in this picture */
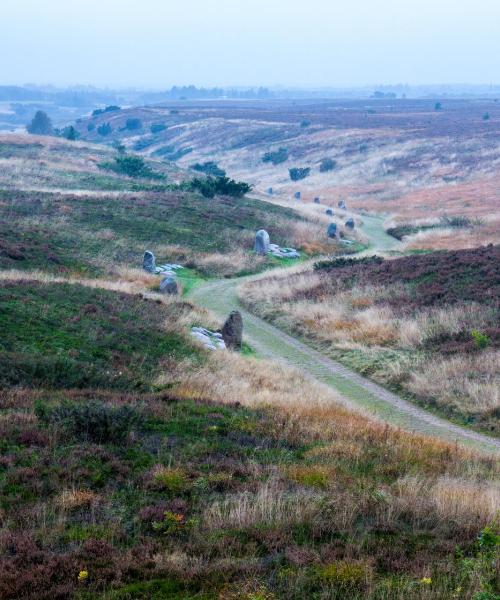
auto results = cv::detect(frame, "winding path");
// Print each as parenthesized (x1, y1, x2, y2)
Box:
(188, 213, 500, 454)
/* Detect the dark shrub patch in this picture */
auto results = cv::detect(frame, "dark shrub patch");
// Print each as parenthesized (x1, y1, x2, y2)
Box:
(36, 401, 143, 443)
(289, 167, 310, 181)
(262, 147, 288, 165)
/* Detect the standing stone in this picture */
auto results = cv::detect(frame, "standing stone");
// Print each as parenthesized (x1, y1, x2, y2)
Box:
(314, 197, 321, 204)
(294, 191, 301, 199)
(338, 199, 346, 210)
(345, 218, 355, 229)
(221, 311, 243, 350)
(327, 223, 338, 238)
(326, 208, 334, 216)
(143, 251, 156, 273)
(160, 276, 178, 295)
(254, 230, 270, 255)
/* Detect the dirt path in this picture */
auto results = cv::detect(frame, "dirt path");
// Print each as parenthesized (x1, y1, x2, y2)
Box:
(188, 215, 500, 454)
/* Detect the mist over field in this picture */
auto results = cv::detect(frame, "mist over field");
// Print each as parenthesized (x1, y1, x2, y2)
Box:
(2, 0, 500, 87)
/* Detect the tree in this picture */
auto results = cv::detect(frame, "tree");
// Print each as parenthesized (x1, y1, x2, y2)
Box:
(435, 102, 442, 111)
(262, 147, 288, 165)
(97, 123, 112, 136)
(191, 161, 226, 178)
(27, 110, 53, 135)
(62, 125, 79, 141)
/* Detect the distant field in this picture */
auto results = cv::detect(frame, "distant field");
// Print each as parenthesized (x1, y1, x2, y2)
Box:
(240, 246, 500, 434)
(76, 98, 500, 250)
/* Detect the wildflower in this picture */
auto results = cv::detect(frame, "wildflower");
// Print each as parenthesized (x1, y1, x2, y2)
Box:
(172, 513, 184, 522)
(78, 570, 89, 582)
(420, 577, 432, 585)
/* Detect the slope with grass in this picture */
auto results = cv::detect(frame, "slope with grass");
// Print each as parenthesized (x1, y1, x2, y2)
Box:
(0, 276, 499, 600)
(237, 245, 500, 435)
(0, 134, 331, 278)
(74, 99, 500, 251)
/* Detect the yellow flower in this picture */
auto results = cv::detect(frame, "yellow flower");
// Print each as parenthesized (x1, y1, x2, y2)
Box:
(420, 577, 432, 585)
(78, 570, 89, 582)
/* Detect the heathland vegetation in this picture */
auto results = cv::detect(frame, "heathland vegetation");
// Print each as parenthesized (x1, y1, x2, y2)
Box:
(240, 246, 500, 434)
(0, 99, 498, 600)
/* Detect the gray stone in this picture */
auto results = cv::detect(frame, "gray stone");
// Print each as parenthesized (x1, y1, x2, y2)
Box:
(160, 276, 178, 295)
(294, 191, 301, 199)
(314, 197, 321, 204)
(325, 208, 334, 216)
(254, 229, 270, 255)
(327, 223, 338, 238)
(143, 251, 156, 273)
(345, 218, 355, 229)
(221, 311, 243, 350)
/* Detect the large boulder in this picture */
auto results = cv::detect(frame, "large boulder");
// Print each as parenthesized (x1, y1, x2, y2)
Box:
(327, 223, 338, 238)
(254, 230, 270, 255)
(143, 251, 156, 273)
(345, 218, 355, 229)
(221, 311, 243, 350)
(160, 276, 178, 295)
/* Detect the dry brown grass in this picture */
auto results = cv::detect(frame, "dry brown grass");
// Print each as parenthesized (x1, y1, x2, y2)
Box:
(173, 352, 498, 535)
(238, 268, 499, 426)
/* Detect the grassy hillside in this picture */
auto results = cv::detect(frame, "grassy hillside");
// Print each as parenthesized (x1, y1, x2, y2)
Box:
(0, 278, 498, 600)
(74, 99, 500, 251)
(240, 246, 500, 434)
(0, 134, 330, 278)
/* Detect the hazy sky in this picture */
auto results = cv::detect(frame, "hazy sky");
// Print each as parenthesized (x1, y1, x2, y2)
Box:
(2, 0, 499, 88)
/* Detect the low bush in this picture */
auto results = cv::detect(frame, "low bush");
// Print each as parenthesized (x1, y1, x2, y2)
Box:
(262, 147, 288, 165)
(319, 158, 336, 172)
(191, 161, 226, 178)
(187, 176, 251, 198)
(100, 155, 163, 179)
(35, 400, 143, 443)
(314, 255, 384, 271)
(125, 118, 142, 130)
(289, 167, 310, 181)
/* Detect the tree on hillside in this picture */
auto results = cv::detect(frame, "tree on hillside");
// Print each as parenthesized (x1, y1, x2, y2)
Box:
(62, 125, 79, 141)
(27, 111, 53, 135)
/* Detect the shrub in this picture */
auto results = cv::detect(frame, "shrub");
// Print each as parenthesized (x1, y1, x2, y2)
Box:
(150, 122, 167, 134)
(289, 167, 310, 181)
(187, 176, 251, 198)
(87, 122, 95, 132)
(97, 123, 112, 136)
(93, 106, 120, 116)
(262, 147, 288, 165)
(151, 466, 188, 494)
(319, 158, 336, 172)
(483, 113, 490, 121)
(314, 255, 384, 271)
(435, 102, 442, 110)
(191, 161, 226, 178)
(471, 330, 491, 349)
(125, 118, 142, 130)
(300, 120, 311, 128)
(27, 111, 53, 135)
(101, 155, 163, 179)
(35, 400, 143, 443)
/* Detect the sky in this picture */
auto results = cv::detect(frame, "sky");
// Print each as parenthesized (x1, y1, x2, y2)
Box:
(1, 0, 499, 88)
